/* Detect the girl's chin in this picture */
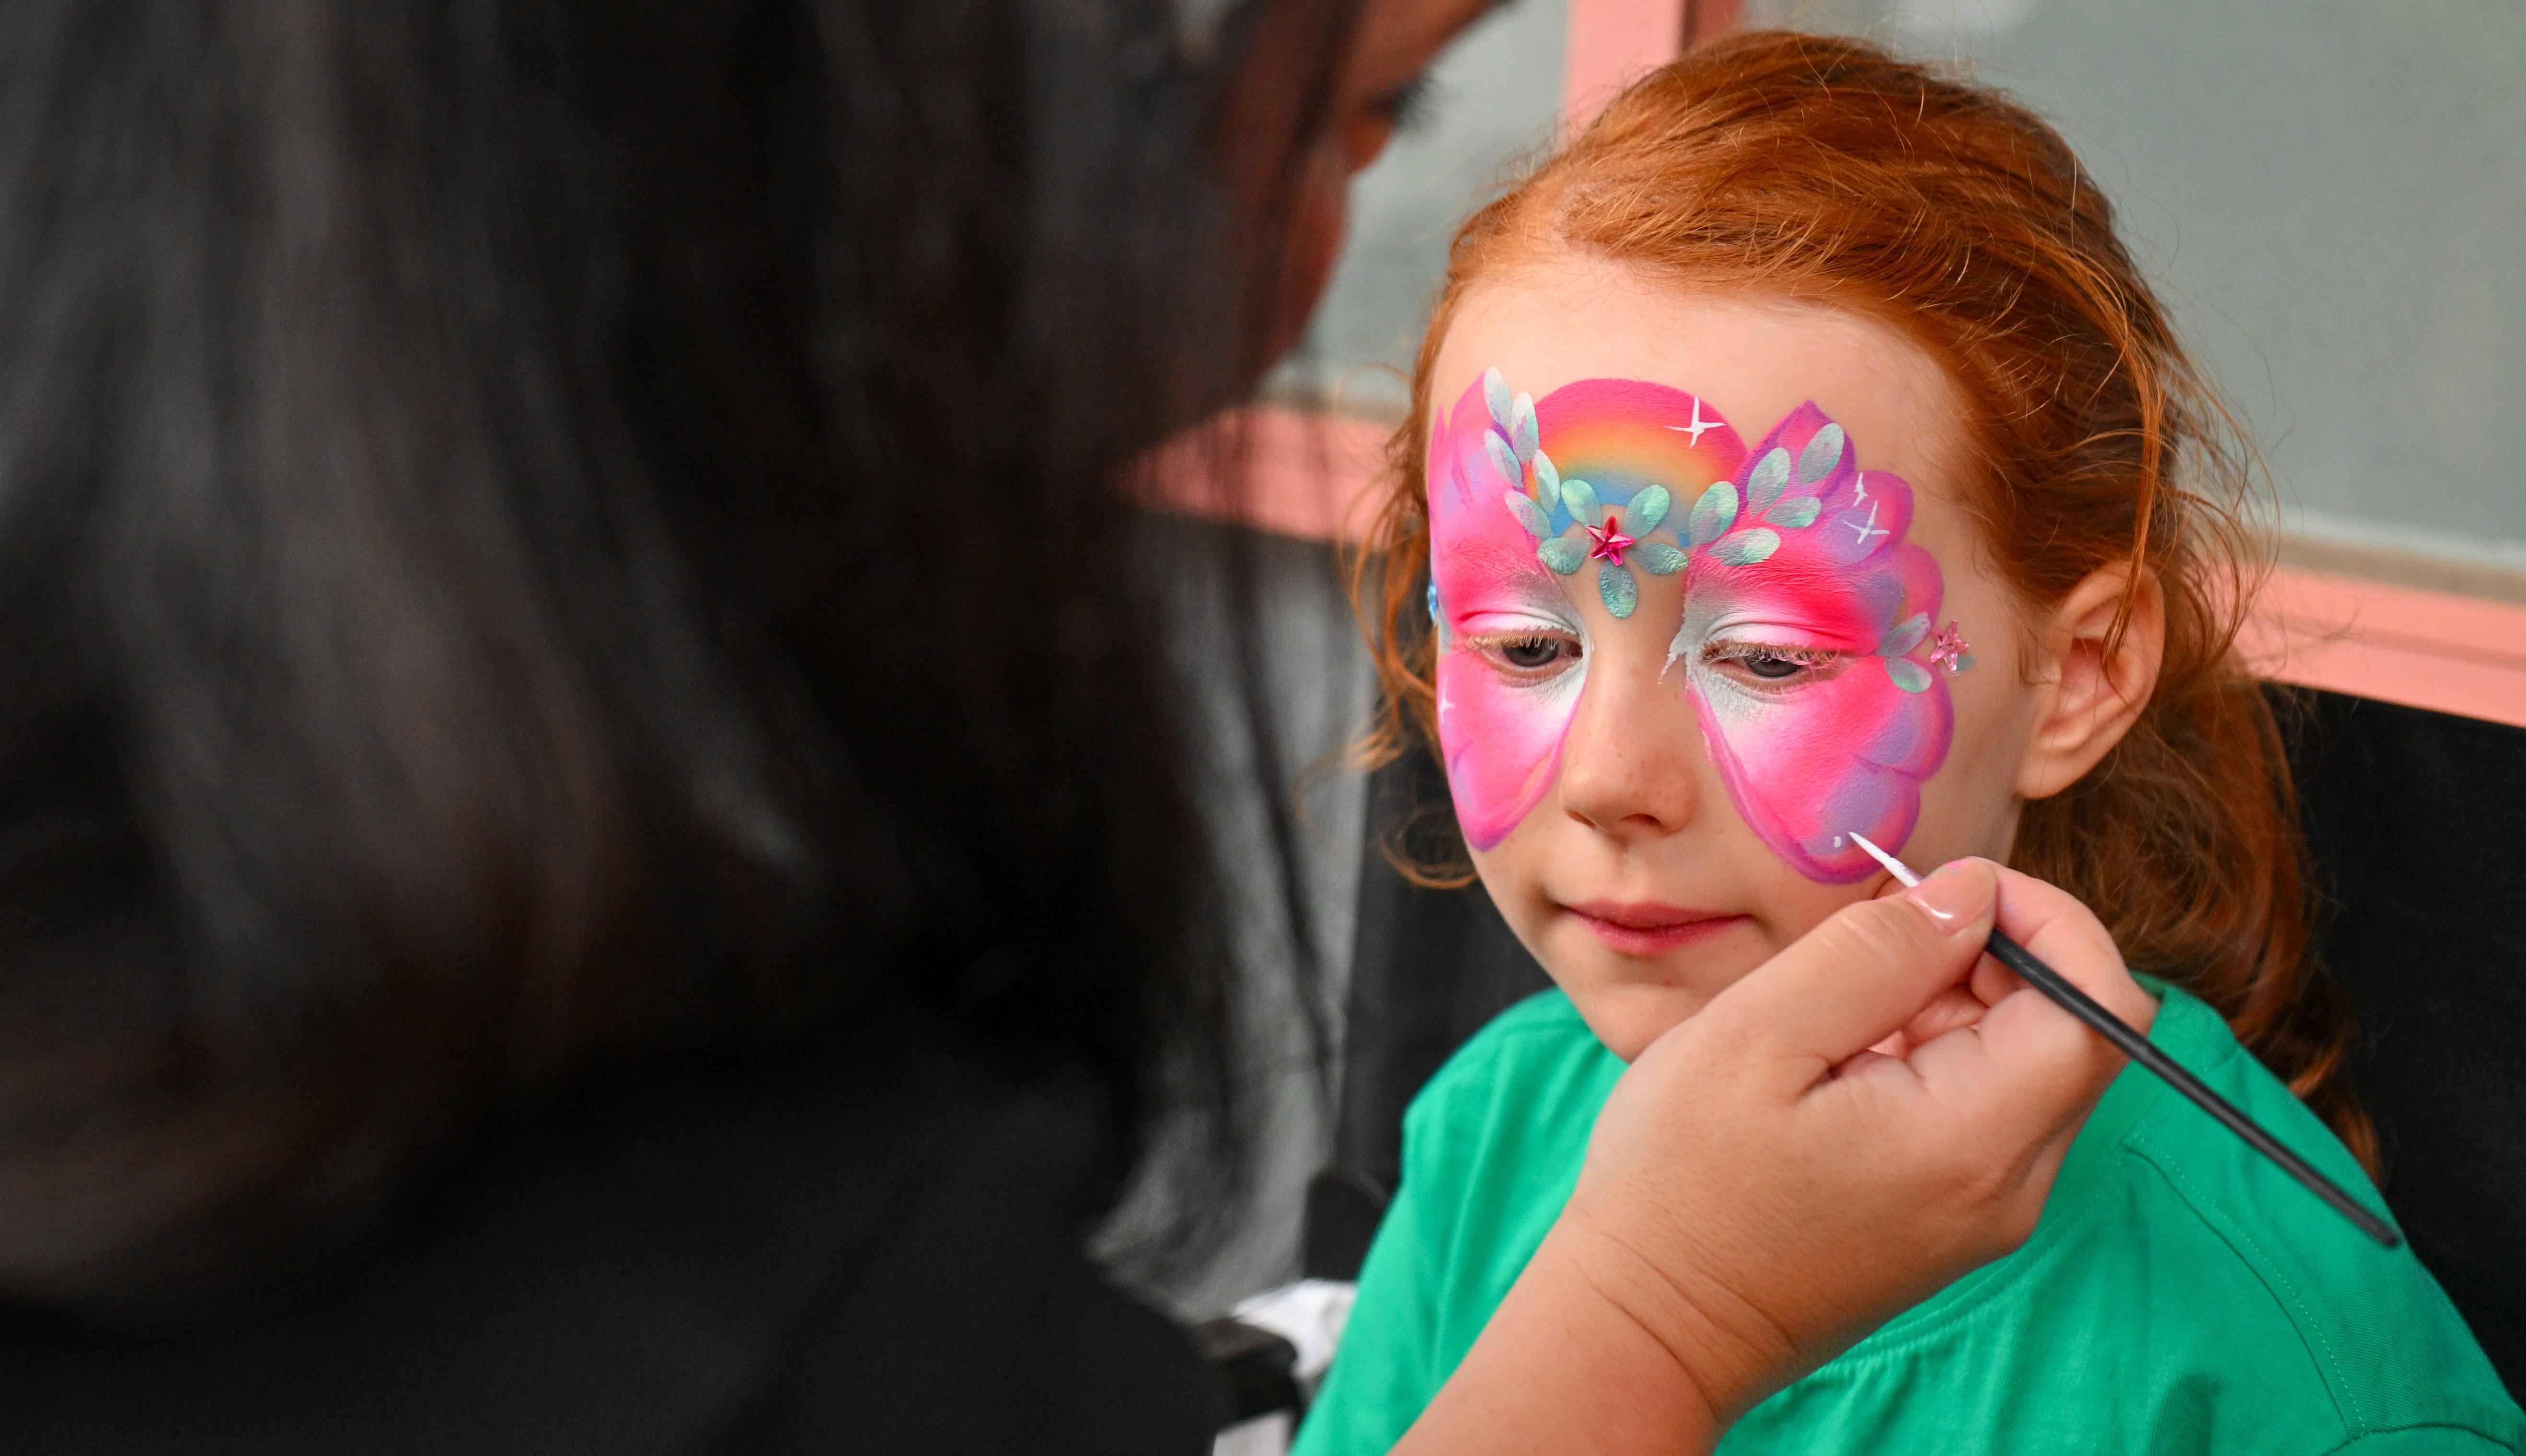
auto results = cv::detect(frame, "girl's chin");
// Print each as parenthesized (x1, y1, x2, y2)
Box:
(1559, 976, 1738, 1062)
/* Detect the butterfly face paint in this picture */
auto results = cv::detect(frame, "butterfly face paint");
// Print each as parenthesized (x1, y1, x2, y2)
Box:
(1428, 374, 1747, 848)
(1428, 370, 1961, 882)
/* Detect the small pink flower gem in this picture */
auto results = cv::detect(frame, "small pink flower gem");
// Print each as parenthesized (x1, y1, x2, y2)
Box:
(1583, 515, 1635, 566)
(1929, 621, 1973, 673)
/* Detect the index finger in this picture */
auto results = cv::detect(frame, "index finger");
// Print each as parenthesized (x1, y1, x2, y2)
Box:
(1696, 860, 1999, 1084)
(1987, 865, 2158, 1035)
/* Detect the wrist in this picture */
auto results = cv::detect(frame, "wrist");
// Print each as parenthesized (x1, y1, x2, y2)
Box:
(1545, 1192, 1803, 1427)
(1398, 1210, 1733, 1456)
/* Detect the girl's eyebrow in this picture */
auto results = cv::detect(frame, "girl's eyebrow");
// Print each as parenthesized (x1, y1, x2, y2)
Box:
(1439, 533, 1550, 583)
(1715, 553, 1859, 594)
(1699, 599, 1873, 636)
(1439, 540, 1571, 603)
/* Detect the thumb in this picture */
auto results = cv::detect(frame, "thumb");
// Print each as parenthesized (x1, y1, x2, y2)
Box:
(1699, 859, 2001, 1079)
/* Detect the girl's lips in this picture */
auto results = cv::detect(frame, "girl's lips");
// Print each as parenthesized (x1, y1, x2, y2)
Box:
(1562, 901, 1749, 957)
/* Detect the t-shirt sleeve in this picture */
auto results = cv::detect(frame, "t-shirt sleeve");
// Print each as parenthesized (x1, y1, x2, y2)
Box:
(1292, 1116, 1458, 1455)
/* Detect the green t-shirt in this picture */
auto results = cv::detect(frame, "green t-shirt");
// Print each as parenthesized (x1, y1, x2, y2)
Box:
(1296, 983, 2523, 1455)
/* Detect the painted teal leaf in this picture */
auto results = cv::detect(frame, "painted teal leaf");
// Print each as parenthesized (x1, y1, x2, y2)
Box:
(1537, 537, 1586, 574)
(1560, 479, 1600, 525)
(1878, 612, 1930, 658)
(1747, 448, 1791, 514)
(1713, 528, 1780, 567)
(1686, 482, 1739, 547)
(1483, 367, 1513, 431)
(1764, 497, 1820, 529)
(1886, 657, 1932, 693)
(1533, 449, 1560, 501)
(1598, 562, 1638, 619)
(1503, 490, 1553, 540)
(1954, 652, 1976, 674)
(1510, 393, 1538, 463)
(1624, 484, 1672, 535)
(1636, 542, 1687, 576)
(1796, 424, 1845, 485)
(1426, 579, 1439, 623)
(1484, 433, 1523, 489)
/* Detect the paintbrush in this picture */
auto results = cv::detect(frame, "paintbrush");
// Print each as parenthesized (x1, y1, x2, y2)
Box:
(1845, 833, 2401, 1250)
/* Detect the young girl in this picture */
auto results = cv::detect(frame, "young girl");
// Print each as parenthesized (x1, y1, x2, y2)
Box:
(1302, 32, 2524, 1456)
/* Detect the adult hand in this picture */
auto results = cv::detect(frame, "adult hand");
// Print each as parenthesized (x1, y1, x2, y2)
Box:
(1398, 859, 2150, 1454)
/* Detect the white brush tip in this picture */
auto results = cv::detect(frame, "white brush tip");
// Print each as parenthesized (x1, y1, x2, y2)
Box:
(1845, 832, 1921, 886)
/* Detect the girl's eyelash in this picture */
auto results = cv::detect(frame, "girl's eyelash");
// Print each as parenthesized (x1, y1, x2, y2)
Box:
(1465, 630, 1581, 672)
(1701, 641, 1839, 668)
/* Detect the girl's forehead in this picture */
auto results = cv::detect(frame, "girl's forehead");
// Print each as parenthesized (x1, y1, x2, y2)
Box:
(1431, 261, 1974, 506)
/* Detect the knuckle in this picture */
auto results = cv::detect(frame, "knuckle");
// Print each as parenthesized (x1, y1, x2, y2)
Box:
(1948, 1146, 2016, 1208)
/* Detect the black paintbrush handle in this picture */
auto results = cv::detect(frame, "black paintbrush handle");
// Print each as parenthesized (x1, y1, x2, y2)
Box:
(1983, 929, 2402, 1250)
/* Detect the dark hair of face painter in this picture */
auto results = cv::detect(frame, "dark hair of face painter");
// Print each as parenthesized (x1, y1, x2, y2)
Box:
(0, 0, 1355, 1312)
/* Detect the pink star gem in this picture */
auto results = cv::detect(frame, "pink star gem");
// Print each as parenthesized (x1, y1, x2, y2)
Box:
(1583, 515, 1634, 566)
(1929, 621, 1973, 673)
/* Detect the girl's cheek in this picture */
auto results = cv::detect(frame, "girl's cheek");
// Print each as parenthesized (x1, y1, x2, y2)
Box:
(1428, 378, 1594, 851)
(1661, 406, 1957, 883)
(1685, 659, 1952, 882)
(1435, 651, 1584, 851)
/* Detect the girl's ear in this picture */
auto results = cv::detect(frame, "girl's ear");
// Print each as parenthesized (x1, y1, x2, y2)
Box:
(2014, 563, 2167, 801)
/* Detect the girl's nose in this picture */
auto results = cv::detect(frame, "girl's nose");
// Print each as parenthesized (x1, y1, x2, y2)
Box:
(1556, 652, 1702, 842)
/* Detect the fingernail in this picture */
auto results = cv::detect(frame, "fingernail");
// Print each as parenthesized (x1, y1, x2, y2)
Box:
(1904, 860, 1987, 935)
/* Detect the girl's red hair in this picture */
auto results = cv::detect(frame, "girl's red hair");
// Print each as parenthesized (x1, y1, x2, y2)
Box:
(1350, 30, 2373, 1168)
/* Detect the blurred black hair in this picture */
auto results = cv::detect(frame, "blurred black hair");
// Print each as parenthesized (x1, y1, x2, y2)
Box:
(0, 0, 1354, 1311)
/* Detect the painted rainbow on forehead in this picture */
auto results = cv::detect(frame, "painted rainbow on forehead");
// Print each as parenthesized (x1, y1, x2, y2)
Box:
(1427, 369, 1959, 883)
(1534, 378, 1745, 513)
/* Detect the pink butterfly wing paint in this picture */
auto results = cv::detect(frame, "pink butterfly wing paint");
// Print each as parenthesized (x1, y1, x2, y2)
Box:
(1677, 404, 1953, 882)
(1430, 376, 1752, 851)
(1428, 382, 1581, 850)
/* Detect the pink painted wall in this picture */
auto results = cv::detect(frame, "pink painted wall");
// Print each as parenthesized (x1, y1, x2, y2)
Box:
(1561, 0, 1686, 131)
(2242, 569, 2526, 728)
(1139, 410, 1392, 544)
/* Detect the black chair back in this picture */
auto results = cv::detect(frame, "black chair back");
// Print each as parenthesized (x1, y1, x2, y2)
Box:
(1305, 744, 1547, 1281)
(2289, 689, 2526, 1395)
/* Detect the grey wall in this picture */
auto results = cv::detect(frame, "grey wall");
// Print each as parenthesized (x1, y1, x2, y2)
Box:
(1274, 0, 1570, 420)
(1752, 0, 2526, 559)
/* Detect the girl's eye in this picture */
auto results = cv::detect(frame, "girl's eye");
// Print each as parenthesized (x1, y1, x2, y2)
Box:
(1500, 636, 1567, 669)
(1703, 641, 1840, 686)
(1467, 630, 1581, 676)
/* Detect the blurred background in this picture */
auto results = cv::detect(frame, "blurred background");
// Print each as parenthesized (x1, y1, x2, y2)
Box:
(1160, 0, 2526, 1331)
(1290, 0, 2526, 562)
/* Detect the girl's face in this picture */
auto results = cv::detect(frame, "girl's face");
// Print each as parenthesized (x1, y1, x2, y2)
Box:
(1427, 257, 2048, 1060)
